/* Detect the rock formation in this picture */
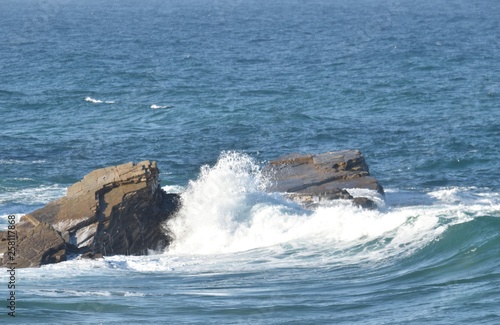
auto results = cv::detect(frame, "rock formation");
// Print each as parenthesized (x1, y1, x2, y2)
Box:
(0, 161, 179, 268)
(0, 150, 384, 268)
(262, 149, 384, 209)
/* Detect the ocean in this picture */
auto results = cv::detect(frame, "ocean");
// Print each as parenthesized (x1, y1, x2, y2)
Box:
(1, 0, 499, 323)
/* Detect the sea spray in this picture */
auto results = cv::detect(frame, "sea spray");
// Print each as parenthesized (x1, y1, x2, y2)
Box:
(163, 153, 481, 261)
(165, 151, 274, 254)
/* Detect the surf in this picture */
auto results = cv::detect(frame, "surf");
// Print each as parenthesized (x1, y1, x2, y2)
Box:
(162, 152, 499, 266)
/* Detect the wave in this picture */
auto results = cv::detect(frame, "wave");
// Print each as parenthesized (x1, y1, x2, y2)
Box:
(24, 214, 498, 277)
(84, 97, 115, 104)
(0, 184, 66, 207)
(2, 152, 499, 276)
(163, 152, 500, 264)
(428, 186, 499, 205)
(0, 185, 67, 227)
(383, 215, 500, 293)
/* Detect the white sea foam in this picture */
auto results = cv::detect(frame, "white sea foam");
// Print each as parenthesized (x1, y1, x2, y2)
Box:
(0, 159, 47, 165)
(0, 214, 22, 222)
(0, 184, 66, 207)
(163, 152, 483, 262)
(151, 104, 173, 109)
(428, 186, 500, 206)
(0, 185, 66, 230)
(162, 184, 185, 194)
(2, 153, 499, 276)
(28, 289, 112, 297)
(85, 96, 115, 104)
(123, 292, 146, 297)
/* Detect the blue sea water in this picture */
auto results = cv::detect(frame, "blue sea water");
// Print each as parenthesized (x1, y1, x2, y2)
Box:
(1, 0, 500, 323)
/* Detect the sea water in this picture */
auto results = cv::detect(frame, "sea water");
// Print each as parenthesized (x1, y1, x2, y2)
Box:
(1, 0, 499, 323)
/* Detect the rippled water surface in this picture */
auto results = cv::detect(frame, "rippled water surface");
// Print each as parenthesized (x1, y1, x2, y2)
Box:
(1, 0, 499, 323)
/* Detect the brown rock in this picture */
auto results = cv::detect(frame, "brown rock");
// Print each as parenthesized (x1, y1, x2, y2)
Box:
(263, 149, 384, 208)
(0, 160, 180, 268)
(0, 221, 66, 268)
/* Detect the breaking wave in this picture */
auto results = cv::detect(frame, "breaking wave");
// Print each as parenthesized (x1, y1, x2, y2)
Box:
(163, 152, 499, 264)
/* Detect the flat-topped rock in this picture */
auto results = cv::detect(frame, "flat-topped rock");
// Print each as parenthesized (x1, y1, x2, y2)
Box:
(0, 161, 180, 268)
(263, 149, 384, 208)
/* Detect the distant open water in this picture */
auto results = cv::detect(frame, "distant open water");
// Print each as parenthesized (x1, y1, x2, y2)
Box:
(1, 0, 499, 324)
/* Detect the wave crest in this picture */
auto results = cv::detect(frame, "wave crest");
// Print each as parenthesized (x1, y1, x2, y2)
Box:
(164, 152, 482, 261)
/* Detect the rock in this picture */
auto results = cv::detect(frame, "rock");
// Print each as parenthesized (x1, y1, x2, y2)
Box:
(79, 252, 103, 260)
(0, 221, 67, 268)
(0, 160, 180, 268)
(262, 149, 384, 208)
(352, 197, 378, 209)
(0, 151, 382, 268)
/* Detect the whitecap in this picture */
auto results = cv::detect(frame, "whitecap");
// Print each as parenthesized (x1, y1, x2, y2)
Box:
(151, 104, 173, 109)
(123, 292, 146, 297)
(428, 186, 500, 205)
(162, 152, 497, 264)
(85, 96, 115, 104)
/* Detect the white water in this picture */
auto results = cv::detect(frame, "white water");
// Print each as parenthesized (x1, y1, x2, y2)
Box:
(151, 104, 173, 109)
(2, 153, 499, 275)
(84, 96, 115, 104)
(163, 152, 485, 263)
(0, 184, 66, 207)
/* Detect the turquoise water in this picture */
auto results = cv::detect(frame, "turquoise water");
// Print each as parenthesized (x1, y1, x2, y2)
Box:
(1, 0, 500, 323)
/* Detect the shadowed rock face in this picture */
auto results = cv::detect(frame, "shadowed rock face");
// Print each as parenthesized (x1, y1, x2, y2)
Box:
(262, 150, 384, 208)
(0, 161, 180, 268)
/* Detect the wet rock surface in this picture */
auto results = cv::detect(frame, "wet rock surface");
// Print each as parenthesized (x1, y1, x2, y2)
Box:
(262, 149, 384, 209)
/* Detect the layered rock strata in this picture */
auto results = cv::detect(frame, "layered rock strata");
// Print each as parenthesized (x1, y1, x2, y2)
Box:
(0, 161, 179, 268)
(262, 149, 384, 208)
